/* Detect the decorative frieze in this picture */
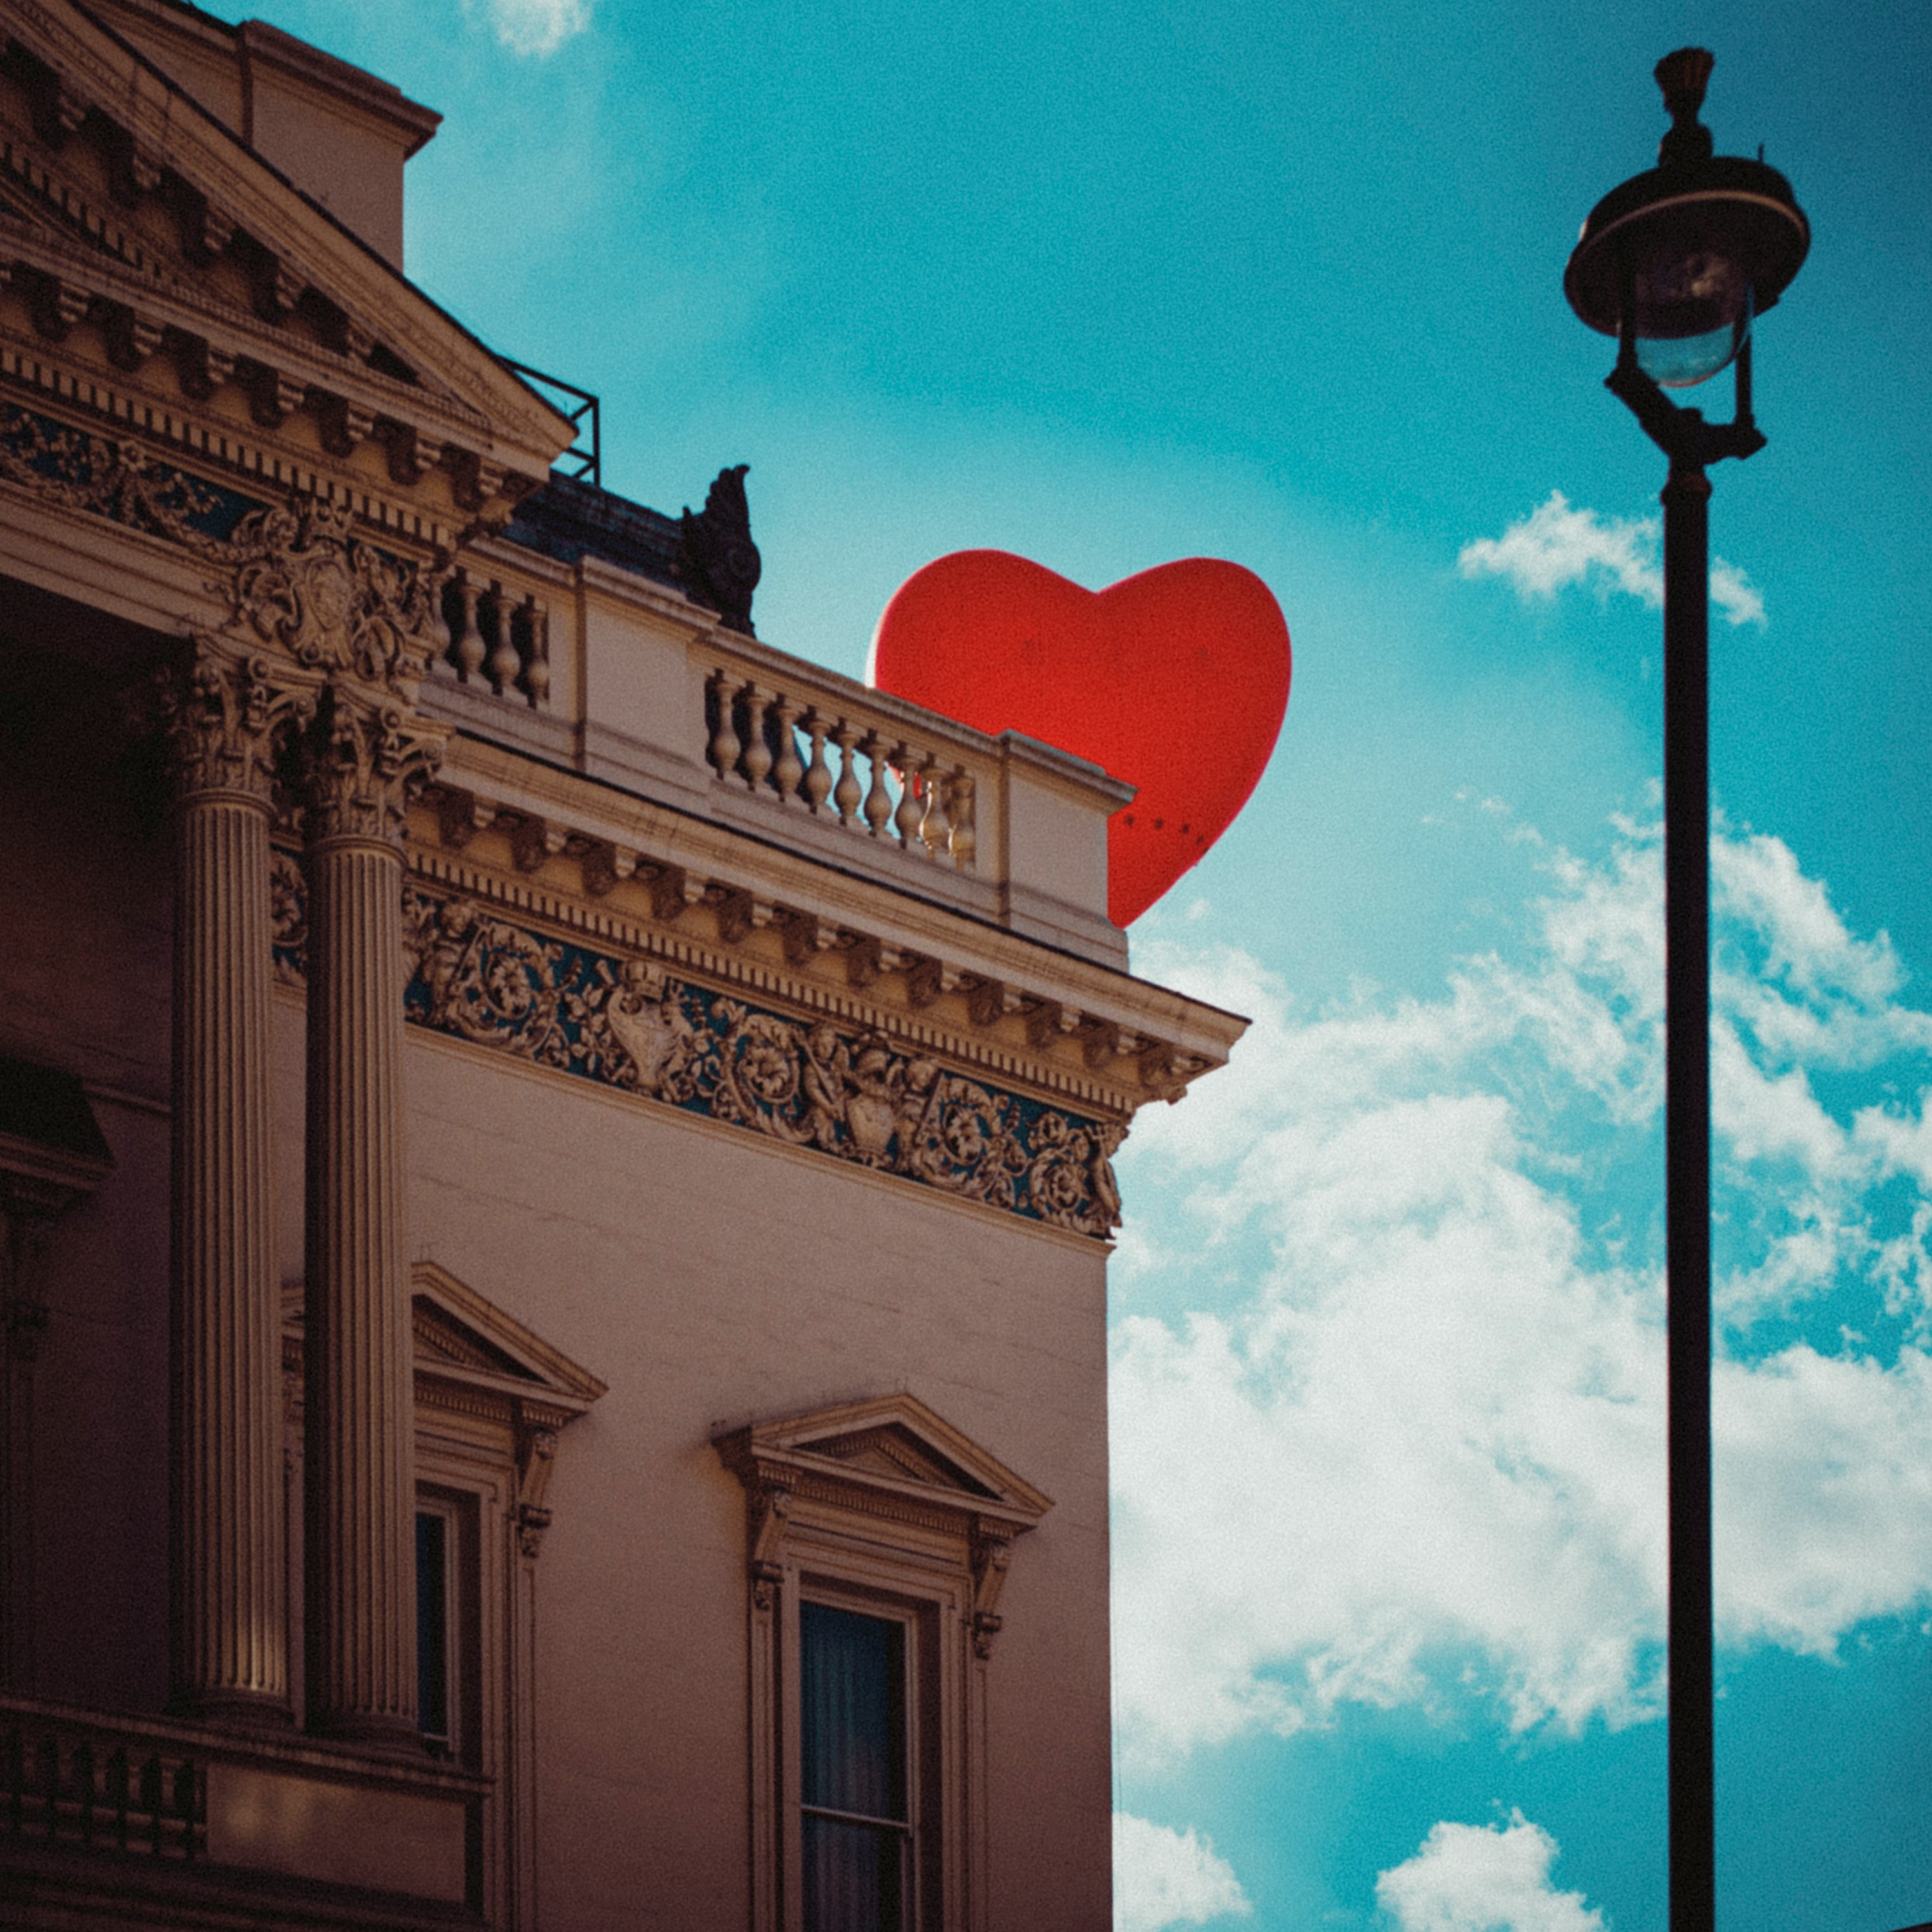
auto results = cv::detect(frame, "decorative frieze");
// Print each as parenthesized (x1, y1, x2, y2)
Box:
(269, 876, 1127, 1238)
(422, 887, 1122, 1236)
(0, 395, 258, 549)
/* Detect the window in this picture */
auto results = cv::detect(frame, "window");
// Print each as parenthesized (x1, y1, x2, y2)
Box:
(414, 1495, 473, 1761)
(285, 1262, 605, 1929)
(715, 1394, 1050, 1932)
(800, 1601, 912, 1932)
(416, 1508, 451, 1751)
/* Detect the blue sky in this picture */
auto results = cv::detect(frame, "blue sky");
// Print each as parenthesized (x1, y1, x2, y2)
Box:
(203, 1, 1931, 1926)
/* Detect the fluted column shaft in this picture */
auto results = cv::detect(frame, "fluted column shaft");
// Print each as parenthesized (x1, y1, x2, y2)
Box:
(162, 649, 305, 1725)
(303, 831, 415, 1741)
(301, 693, 442, 1746)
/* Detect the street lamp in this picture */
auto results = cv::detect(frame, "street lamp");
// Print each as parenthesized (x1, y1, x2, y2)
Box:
(1564, 48, 1808, 1932)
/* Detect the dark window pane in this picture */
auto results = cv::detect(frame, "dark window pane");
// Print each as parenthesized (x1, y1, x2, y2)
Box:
(416, 1511, 448, 1743)
(802, 1814, 904, 1932)
(800, 1602, 904, 1823)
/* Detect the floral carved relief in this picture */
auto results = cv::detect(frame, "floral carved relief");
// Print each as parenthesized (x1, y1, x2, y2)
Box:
(272, 876, 1127, 1238)
(0, 399, 258, 551)
(1, 399, 444, 703)
(269, 849, 307, 985)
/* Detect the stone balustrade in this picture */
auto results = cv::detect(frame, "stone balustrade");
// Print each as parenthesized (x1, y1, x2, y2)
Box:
(438, 569, 552, 708)
(3, 1708, 204, 1862)
(1, 1695, 481, 1911)
(703, 658, 981, 871)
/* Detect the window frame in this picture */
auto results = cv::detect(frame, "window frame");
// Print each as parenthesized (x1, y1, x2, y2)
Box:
(715, 1394, 1051, 1932)
(414, 1492, 462, 1760)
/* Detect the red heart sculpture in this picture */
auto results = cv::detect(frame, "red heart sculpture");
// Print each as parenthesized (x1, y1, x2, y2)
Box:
(867, 551, 1290, 926)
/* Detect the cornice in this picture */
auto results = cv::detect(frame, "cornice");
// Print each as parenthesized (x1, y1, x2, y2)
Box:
(421, 740, 1246, 1095)
(0, 194, 504, 537)
(0, 323, 480, 562)
(398, 840, 1150, 1117)
(0, 2, 571, 490)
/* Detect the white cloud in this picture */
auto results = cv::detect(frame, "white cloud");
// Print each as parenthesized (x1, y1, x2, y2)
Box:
(1114, 1815, 1251, 1932)
(1113, 819, 1932, 1759)
(1376, 1814, 1604, 1932)
(1457, 490, 1766, 627)
(1709, 558, 1766, 627)
(1457, 493, 1660, 605)
(1715, 1344, 1932, 1650)
(462, 0, 590, 56)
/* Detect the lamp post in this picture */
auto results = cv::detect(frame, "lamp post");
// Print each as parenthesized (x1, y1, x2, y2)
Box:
(1564, 49, 1808, 1932)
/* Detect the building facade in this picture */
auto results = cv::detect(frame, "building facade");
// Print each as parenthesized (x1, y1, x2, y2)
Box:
(0, 3, 1244, 1926)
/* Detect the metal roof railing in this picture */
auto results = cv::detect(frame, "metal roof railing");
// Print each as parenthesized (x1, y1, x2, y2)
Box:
(502, 357, 600, 486)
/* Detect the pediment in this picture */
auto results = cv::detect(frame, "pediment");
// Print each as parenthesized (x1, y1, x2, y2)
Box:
(714, 1392, 1053, 1530)
(282, 1262, 606, 1423)
(408, 1260, 607, 1414)
(0, 1, 573, 501)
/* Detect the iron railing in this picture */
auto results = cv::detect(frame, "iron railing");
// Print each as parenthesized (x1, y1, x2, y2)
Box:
(502, 357, 600, 486)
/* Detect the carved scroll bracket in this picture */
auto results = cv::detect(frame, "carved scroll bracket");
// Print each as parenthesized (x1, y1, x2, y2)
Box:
(969, 1524, 1013, 1660)
(515, 1423, 560, 1560)
(748, 1481, 791, 1613)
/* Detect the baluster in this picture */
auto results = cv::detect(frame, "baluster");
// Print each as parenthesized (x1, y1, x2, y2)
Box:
(484, 580, 520, 694)
(800, 712, 833, 813)
(739, 684, 775, 791)
(917, 752, 950, 855)
(948, 768, 976, 870)
(424, 569, 453, 666)
(105, 1747, 130, 1851)
(517, 596, 551, 709)
(892, 744, 925, 851)
(771, 694, 804, 802)
(450, 573, 484, 683)
(831, 721, 862, 824)
(171, 1759, 198, 1859)
(72, 1740, 95, 1844)
(706, 668, 742, 779)
(860, 733, 893, 837)
(139, 1753, 164, 1852)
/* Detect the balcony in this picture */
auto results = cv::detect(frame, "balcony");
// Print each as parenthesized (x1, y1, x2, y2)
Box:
(3, 1694, 486, 1929)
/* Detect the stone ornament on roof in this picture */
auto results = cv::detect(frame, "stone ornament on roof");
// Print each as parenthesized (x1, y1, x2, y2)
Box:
(677, 463, 761, 635)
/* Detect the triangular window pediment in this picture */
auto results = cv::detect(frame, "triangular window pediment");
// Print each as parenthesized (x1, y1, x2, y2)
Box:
(813, 1423, 998, 1499)
(714, 1392, 1053, 1532)
(282, 1262, 605, 1421)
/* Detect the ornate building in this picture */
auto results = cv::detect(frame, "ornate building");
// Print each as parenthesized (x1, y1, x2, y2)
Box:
(0, 3, 1242, 1927)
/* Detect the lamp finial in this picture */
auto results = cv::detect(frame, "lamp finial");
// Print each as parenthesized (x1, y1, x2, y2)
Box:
(1654, 48, 1716, 167)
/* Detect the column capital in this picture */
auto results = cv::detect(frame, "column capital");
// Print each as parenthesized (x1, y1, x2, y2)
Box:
(298, 686, 448, 851)
(149, 641, 314, 808)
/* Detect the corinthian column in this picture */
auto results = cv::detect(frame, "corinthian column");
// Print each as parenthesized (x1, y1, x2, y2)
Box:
(299, 687, 444, 1746)
(156, 645, 310, 1724)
